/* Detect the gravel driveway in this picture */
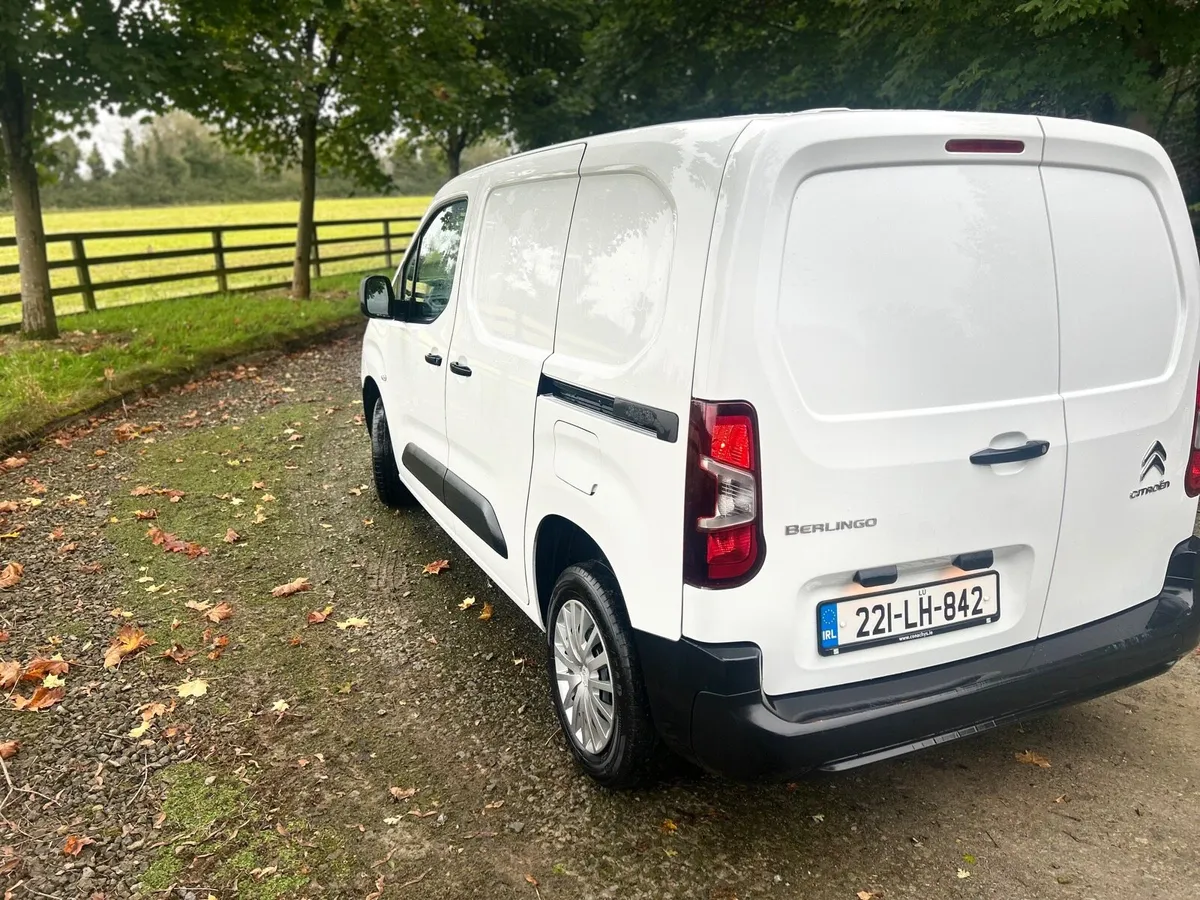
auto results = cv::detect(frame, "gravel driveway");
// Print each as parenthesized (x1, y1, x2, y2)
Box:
(1, 335, 1198, 900)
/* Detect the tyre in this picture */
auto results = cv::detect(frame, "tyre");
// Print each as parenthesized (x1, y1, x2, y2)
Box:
(546, 561, 658, 788)
(370, 398, 415, 509)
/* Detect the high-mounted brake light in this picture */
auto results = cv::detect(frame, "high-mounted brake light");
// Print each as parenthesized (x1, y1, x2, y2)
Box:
(1186, 369, 1200, 497)
(683, 400, 765, 587)
(945, 138, 1025, 154)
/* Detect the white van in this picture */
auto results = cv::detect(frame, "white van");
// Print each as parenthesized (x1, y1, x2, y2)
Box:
(360, 109, 1200, 787)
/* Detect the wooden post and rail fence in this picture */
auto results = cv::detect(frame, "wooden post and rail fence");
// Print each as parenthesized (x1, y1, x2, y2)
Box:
(0, 215, 421, 315)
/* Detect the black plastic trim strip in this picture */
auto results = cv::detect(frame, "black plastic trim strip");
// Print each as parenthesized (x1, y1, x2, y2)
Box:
(443, 469, 508, 558)
(400, 443, 507, 559)
(854, 565, 898, 588)
(537, 374, 679, 443)
(400, 443, 446, 502)
(953, 549, 994, 571)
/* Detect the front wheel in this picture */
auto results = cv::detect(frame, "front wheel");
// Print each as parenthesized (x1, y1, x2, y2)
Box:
(546, 561, 658, 788)
(369, 398, 415, 509)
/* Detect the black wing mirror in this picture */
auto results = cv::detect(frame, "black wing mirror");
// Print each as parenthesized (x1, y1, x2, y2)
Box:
(359, 274, 395, 318)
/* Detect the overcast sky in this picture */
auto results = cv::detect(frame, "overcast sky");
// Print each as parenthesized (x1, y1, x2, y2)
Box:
(88, 108, 143, 164)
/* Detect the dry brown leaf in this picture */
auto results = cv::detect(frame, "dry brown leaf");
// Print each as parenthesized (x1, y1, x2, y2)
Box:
(223, 528, 241, 544)
(478, 601, 494, 622)
(140, 701, 170, 722)
(525, 874, 539, 887)
(0, 660, 20, 689)
(57, 542, 78, 555)
(857, 892, 882, 900)
(146, 526, 208, 558)
(1, 457, 27, 471)
(21, 656, 69, 682)
(306, 605, 333, 625)
(336, 617, 368, 630)
(207, 634, 230, 661)
(458, 596, 476, 610)
(12, 686, 65, 711)
(272, 577, 311, 598)
(0, 501, 17, 513)
(134, 509, 158, 521)
(205, 602, 234, 623)
(422, 559, 450, 576)
(78, 562, 103, 575)
(104, 625, 155, 669)
(62, 835, 94, 857)
(0, 631, 8, 643)
(177, 678, 208, 698)
(1015, 750, 1052, 769)
(160, 644, 196, 664)
(252, 480, 266, 490)
(185, 599, 212, 613)
(24, 478, 46, 494)
(0, 562, 23, 590)
(660, 819, 678, 834)
(389, 786, 418, 801)
(130, 485, 155, 496)
(0, 740, 18, 760)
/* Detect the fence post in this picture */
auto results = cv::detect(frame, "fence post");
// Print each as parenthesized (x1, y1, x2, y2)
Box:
(311, 224, 322, 279)
(71, 237, 96, 312)
(383, 220, 393, 270)
(211, 228, 229, 294)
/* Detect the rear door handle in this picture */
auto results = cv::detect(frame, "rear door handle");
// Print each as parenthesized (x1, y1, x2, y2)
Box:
(449, 361, 472, 377)
(424, 351, 442, 366)
(969, 440, 1049, 465)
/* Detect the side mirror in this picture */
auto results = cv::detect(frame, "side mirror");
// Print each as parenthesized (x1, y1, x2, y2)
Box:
(359, 274, 395, 318)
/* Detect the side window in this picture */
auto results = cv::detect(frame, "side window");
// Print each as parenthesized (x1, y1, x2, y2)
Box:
(400, 200, 467, 325)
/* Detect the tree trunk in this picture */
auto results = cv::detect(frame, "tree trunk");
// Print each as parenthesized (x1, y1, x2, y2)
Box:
(1, 67, 57, 339)
(446, 126, 465, 180)
(291, 110, 318, 300)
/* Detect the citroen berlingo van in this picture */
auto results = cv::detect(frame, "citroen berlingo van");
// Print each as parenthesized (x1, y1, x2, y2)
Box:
(360, 109, 1200, 787)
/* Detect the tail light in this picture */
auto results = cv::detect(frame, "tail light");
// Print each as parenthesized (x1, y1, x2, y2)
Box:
(1187, 369, 1200, 497)
(683, 400, 765, 587)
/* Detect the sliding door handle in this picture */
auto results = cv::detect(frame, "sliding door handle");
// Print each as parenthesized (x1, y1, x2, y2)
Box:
(449, 361, 472, 377)
(424, 352, 443, 366)
(969, 440, 1049, 465)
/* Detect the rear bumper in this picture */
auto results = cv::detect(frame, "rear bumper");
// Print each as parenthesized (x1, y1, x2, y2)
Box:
(636, 536, 1200, 781)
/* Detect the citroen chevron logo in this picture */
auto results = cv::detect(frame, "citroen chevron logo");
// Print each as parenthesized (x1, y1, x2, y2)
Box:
(1141, 441, 1167, 482)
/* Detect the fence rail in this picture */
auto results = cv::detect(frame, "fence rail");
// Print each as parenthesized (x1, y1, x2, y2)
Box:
(0, 215, 420, 310)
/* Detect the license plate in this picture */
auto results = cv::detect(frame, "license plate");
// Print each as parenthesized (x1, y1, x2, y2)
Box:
(817, 571, 1000, 655)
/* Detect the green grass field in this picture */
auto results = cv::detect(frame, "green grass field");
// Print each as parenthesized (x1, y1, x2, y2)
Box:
(0, 196, 430, 325)
(0, 273, 362, 444)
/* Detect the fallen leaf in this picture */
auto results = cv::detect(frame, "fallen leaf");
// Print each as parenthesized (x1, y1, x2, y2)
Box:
(306, 605, 333, 625)
(12, 686, 65, 711)
(661, 819, 678, 834)
(252, 480, 266, 490)
(57, 542, 78, 555)
(205, 602, 234, 623)
(478, 602, 494, 622)
(47, 526, 65, 540)
(272, 577, 311, 598)
(484, 799, 504, 810)
(1, 457, 27, 471)
(1015, 750, 1051, 769)
(288, 636, 303, 646)
(104, 625, 155, 669)
(0, 740, 18, 759)
(336, 617, 368, 630)
(271, 699, 290, 714)
(207, 634, 230, 660)
(261, 493, 276, 502)
(423, 559, 450, 576)
(141, 701, 169, 721)
(78, 561, 103, 574)
(0, 562, 23, 590)
(130, 485, 154, 496)
(525, 874, 539, 887)
(288, 433, 303, 442)
(957, 868, 971, 879)
(133, 509, 158, 521)
(458, 596, 476, 610)
(857, 892, 881, 900)
(389, 786, 418, 801)
(109, 607, 134, 619)
(62, 835, 94, 856)
(0, 631, 7, 642)
(0, 501, 17, 513)
(161, 644, 196, 664)
(223, 528, 241, 544)
(41, 673, 65, 689)
(185, 599, 213, 613)
(177, 678, 208, 698)
(21, 656, 69, 681)
(128, 720, 151, 739)
(0, 660, 19, 689)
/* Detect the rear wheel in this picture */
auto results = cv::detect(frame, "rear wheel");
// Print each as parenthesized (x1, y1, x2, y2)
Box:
(546, 561, 657, 788)
(370, 398, 415, 509)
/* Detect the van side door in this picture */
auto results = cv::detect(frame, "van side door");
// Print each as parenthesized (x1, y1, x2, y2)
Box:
(442, 145, 584, 602)
(384, 198, 469, 517)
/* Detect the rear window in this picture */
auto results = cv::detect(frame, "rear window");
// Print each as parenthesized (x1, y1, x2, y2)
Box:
(778, 164, 1060, 416)
(1041, 167, 1180, 393)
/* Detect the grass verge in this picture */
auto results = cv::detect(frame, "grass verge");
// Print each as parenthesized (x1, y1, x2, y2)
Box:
(0, 274, 363, 445)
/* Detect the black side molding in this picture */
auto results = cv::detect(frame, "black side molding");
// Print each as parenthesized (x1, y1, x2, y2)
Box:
(854, 565, 898, 588)
(538, 375, 678, 443)
(400, 443, 507, 559)
(953, 549, 994, 571)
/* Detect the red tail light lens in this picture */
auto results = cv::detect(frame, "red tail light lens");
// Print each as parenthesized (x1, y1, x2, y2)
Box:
(1187, 369, 1200, 498)
(684, 400, 765, 587)
(945, 138, 1025, 154)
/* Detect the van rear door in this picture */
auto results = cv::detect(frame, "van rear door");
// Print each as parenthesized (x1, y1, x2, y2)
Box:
(1037, 118, 1200, 636)
(686, 112, 1069, 695)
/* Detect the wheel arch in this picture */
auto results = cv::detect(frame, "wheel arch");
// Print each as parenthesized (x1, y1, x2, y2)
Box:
(362, 376, 382, 433)
(533, 514, 621, 629)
